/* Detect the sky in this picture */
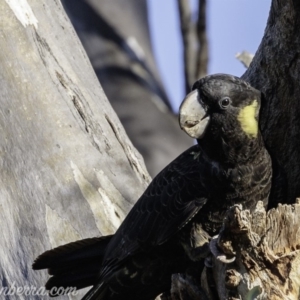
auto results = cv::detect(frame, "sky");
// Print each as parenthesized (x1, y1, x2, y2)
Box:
(147, 0, 271, 110)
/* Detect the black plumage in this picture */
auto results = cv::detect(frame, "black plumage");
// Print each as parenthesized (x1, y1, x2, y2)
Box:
(33, 74, 272, 299)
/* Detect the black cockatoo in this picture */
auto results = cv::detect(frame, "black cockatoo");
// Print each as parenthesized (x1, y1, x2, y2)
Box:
(33, 74, 272, 300)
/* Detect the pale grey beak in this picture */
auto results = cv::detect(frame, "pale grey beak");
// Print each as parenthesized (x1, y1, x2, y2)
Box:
(179, 90, 210, 139)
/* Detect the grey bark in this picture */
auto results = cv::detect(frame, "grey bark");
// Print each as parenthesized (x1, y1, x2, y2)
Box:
(0, 0, 150, 298)
(242, 0, 300, 207)
(61, 0, 193, 177)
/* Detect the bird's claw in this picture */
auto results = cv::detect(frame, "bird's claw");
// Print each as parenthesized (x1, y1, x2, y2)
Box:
(209, 235, 236, 264)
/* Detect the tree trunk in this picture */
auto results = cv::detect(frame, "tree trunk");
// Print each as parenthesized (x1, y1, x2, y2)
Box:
(0, 0, 150, 298)
(61, 0, 193, 177)
(242, 0, 300, 207)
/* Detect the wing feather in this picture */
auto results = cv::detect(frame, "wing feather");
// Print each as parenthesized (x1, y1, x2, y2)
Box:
(101, 145, 207, 278)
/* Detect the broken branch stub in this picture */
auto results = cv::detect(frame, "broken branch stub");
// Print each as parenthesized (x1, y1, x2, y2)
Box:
(235, 51, 254, 69)
(210, 201, 300, 300)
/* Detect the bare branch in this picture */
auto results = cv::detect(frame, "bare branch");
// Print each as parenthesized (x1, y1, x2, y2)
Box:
(196, 0, 208, 80)
(177, 0, 197, 94)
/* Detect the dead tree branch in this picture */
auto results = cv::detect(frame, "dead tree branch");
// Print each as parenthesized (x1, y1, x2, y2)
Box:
(170, 201, 300, 299)
(195, 0, 208, 80)
(177, 0, 197, 94)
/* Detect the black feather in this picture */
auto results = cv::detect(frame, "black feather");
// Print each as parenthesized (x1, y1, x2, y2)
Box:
(33, 236, 112, 292)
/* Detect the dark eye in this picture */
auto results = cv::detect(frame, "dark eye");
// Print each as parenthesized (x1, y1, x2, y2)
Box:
(219, 97, 231, 109)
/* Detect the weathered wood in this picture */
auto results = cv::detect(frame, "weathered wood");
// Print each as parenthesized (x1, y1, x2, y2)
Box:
(170, 202, 300, 300)
(0, 0, 150, 298)
(210, 201, 300, 300)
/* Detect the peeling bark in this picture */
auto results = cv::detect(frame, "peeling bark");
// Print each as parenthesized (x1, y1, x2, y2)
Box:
(212, 201, 300, 300)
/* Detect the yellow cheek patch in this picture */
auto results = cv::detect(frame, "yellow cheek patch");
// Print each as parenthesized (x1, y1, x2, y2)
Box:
(237, 100, 258, 138)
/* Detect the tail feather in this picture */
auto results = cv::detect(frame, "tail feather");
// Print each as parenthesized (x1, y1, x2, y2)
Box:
(81, 282, 107, 300)
(48, 260, 101, 276)
(46, 272, 99, 296)
(32, 235, 112, 294)
(33, 235, 112, 270)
